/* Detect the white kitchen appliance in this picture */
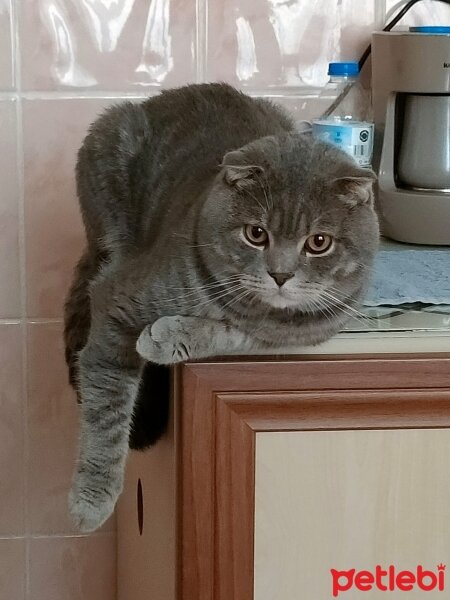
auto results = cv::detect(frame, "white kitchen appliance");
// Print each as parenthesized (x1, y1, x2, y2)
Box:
(372, 27, 450, 244)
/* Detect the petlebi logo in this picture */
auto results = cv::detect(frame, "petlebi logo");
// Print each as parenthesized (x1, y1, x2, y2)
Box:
(331, 564, 446, 597)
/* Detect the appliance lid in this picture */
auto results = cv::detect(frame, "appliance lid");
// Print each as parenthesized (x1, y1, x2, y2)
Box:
(410, 26, 450, 35)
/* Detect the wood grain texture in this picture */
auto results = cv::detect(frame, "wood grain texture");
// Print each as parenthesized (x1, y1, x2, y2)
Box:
(178, 354, 450, 599)
(255, 429, 450, 599)
(178, 366, 216, 600)
(182, 354, 450, 392)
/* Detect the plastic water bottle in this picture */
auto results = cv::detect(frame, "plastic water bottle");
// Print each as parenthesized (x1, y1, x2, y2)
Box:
(312, 62, 374, 167)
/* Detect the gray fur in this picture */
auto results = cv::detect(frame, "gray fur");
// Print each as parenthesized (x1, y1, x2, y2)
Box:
(65, 83, 379, 531)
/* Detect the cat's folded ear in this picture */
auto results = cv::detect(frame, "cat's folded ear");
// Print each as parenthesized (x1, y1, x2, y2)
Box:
(220, 150, 264, 190)
(332, 168, 377, 207)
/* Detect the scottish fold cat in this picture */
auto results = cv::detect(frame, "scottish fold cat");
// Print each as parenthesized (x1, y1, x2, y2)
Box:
(64, 83, 379, 531)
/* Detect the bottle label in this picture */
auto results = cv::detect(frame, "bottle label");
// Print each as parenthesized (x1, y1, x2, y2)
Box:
(312, 122, 374, 167)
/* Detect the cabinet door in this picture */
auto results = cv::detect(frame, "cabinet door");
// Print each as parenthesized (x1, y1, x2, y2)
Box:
(255, 429, 450, 599)
(180, 356, 450, 600)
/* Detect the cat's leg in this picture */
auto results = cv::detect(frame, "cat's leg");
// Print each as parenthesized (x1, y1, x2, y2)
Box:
(63, 250, 97, 395)
(64, 252, 166, 451)
(69, 315, 143, 532)
(129, 362, 171, 450)
(137, 315, 258, 365)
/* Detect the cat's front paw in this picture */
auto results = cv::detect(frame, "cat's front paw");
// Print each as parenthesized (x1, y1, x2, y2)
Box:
(69, 476, 117, 533)
(136, 316, 191, 365)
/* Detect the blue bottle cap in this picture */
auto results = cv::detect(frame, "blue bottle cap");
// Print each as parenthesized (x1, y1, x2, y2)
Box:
(410, 26, 450, 34)
(328, 62, 360, 76)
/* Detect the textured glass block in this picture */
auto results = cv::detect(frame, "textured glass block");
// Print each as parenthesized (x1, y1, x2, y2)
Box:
(20, 0, 196, 90)
(208, 0, 376, 89)
(0, 0, 13, 89)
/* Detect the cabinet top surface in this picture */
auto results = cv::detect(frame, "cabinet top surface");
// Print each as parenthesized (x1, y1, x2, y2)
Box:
(316, 307, 450, 355)
(239, 330, 450, 356)
(339, 238, 450, 354)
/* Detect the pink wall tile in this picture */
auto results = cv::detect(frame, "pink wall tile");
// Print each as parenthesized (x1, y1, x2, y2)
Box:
(29, 534, 116, 600)
(386, 0, 450, 27)
(27, 322, 79, 533)
(27, 322, 115, 534)
(2, 2, 404, 598)
(23, 98, 114, 319)
(0, 538, 25, 599)
(19, 0, 196, 91)
(0, 0, 13, 89)
(0, 324, 24, 535)
(0, 100, 21, 319)
(208, 0, 375, 88)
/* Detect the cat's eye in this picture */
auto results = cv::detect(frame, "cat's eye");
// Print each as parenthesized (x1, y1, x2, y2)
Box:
(243, 225, 269, 247)
(304, 234, 334, 256)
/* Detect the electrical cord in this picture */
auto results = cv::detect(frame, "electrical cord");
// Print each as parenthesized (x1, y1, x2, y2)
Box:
(321, 0, 450, 118)
(359, 0, 450, 70)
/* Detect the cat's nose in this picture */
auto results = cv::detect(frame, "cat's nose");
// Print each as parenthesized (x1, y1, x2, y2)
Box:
(268, 272, 294, 287)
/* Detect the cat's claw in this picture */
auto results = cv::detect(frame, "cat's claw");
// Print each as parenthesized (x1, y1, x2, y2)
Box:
(69, 481, 116, 533)
(136, 316, 192, 365)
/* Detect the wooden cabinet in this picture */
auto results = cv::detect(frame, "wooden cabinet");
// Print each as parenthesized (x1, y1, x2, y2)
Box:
(117, 354, 450, 600)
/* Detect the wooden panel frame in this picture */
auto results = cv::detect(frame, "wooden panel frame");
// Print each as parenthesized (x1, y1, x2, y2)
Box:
(177, 354, 450, 600)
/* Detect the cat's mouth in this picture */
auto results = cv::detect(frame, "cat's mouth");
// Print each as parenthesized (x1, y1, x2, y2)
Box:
(242, 277, 359, 316)
(261, 287, 305, 310)
(259, 284, 358, 315)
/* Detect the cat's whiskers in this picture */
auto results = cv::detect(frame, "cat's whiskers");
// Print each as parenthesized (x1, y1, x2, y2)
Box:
(253, 304, 272, 338)
(318, 292, 376, 330)
(301, 291, 349, 327)
(319, 292, 369, 323)
(315, 301, 344, 329)
(326, 286, 376, 322)
(304, 296, 336, 325)
(165, 275, 262, 308)
(242, 280, 271, 293)
(220, 289, 254, 311)
(189, 284, 249, 312)
(154, 268, 244, 289)
(155, 275, 243, 300)
(297, 283, 375, 329)
(241, 292, 259, 315)
(244, 188, 266, 213)
(299, 294, 323, 315)
(172, 282, 246, 306)
(155, 272, 242, 291)
(256, 173, 273, 212)
(195, 276, 261, 313)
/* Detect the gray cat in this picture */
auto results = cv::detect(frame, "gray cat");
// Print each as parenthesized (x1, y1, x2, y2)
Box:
(64, 83, 379, 531)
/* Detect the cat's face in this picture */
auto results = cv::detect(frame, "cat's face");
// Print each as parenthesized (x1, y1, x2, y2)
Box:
(201, 134, 379, 317)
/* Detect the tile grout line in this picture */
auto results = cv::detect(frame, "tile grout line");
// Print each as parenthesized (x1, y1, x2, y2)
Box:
(196, 0, 208, 83)
(375, 0, 387, 29)
(0, 531, 116, 540)
(0, 90, 157, 100)
(11, 2, 31, 596)
(0, 88, 324, 101)
(9, 0, 15, 90)
(25, 318, 64, 324)
(0, 318, 64, 325)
